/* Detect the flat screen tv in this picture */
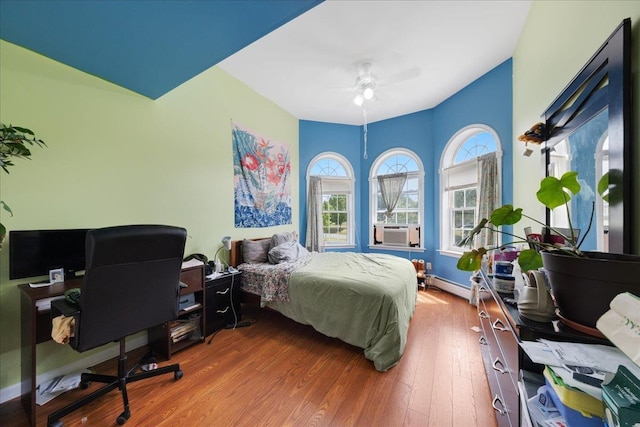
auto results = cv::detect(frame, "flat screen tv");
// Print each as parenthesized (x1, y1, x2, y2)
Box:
(9, 228, 92, 280)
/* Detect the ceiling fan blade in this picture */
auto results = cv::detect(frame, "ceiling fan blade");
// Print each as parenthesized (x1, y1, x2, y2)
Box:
(382, 67, 421, 86)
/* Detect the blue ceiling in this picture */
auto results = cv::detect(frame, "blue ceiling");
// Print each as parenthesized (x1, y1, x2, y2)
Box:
(0, 1, 322, 99)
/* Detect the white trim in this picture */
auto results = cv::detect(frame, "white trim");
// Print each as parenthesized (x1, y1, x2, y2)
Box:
(369, 148, 424, 248)
(430, 276, 471, 300)
(0, 335, 147, 405)
(307, 152, 356, 247)
(439, 124, 503, 253)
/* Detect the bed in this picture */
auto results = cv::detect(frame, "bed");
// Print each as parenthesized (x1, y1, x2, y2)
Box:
(229, 235, 418, 371)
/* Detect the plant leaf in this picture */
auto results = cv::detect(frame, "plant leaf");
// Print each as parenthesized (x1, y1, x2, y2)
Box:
(456, 218, 488, 248)
(0, 201, 14, 216)
(517, 249, 543, 272)
(457, 248, 487, 271)
(536, 171, 581, 210)
(490, 205, 522, 226)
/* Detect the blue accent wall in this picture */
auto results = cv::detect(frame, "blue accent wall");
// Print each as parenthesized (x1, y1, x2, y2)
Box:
(299, 59, 514, 287)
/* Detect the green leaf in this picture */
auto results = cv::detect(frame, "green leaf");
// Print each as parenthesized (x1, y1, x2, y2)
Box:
(457, 248, 487, 271)
(490, 205, 522, 226)
(536, 171, 581, 210)
(0, 201, 13, 216)
(516, 249, 543, 272)
(456, 218, 488, 248)
(0, 222, 5, 249)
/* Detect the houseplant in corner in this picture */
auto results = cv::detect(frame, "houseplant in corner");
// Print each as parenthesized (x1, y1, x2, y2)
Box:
(457, 170, 640, 334)
(0, 124, 47, 249)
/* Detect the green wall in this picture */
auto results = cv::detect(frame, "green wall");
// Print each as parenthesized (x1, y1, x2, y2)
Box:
(0, 40, 299, 392)
(512, 1, 640, 247)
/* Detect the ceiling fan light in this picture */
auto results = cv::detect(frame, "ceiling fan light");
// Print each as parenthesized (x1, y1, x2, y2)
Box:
(363, 87, 374, 100)
(353, 94, 364, 106)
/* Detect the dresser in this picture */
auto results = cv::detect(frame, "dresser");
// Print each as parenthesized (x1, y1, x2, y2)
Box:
(476, 270, 611, 426)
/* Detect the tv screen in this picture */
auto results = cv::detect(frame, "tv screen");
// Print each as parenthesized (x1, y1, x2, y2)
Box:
(9, 229, 91, 280)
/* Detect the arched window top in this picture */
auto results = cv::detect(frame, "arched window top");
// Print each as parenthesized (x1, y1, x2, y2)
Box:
(308, 152, 353, 178)
(454, 131, 497, 164)
(372, 148, 422, 177)
(441, 125, 502, 169)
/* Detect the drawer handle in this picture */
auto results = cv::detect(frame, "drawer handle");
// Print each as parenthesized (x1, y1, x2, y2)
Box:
(216, 306, 230, 314)
(491, 395, 506, 415)
(216, 288, 230, 295)
(492, 318, 507, 331)
(479, 336, 487, 345)
(479, 286, 487, 292)
(492, 357, 507, 374)
(478, 310, 489, 319)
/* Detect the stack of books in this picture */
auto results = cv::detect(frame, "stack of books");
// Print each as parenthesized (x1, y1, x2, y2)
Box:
(169, 320, 198, 343)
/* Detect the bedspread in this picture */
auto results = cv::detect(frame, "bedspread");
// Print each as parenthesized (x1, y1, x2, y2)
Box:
(240, 252, 417, 371)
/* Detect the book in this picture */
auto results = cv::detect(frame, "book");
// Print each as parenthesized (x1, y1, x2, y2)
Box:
(29, 281, 53, 288)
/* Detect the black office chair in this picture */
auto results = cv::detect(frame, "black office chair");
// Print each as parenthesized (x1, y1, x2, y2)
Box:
(47, 225, 187, 427)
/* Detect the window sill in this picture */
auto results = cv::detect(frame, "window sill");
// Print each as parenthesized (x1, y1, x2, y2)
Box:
(438, 249, 463, 258)
(369, 245, 424, 252)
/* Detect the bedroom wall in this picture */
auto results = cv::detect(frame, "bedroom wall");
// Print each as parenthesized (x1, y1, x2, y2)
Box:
(0, 40, 299, 394)
(512, 1, 640, 250)
(299, 60, 513, 287)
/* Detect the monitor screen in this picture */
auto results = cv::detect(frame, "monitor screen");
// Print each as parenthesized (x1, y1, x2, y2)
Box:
(9, 229, 91, 280)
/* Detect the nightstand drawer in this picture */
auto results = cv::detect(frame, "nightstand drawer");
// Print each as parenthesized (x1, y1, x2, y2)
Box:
(204, 272, 242, 335)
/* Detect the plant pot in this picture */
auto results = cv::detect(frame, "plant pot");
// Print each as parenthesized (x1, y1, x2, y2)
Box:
(541, 251, 640, 332)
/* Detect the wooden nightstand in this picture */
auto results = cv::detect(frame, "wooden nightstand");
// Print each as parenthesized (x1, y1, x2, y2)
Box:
(204, 271, 242, 335)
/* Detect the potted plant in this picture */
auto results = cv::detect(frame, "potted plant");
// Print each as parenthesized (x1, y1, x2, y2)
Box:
(457, 170, 640, 333)
(0, 124, 47, 248)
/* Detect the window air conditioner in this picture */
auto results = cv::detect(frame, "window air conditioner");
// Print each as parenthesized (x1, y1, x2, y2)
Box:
(382, 227, 409, 246)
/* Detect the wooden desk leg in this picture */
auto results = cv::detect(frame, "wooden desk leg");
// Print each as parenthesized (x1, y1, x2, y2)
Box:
(20, 291, 37, 426)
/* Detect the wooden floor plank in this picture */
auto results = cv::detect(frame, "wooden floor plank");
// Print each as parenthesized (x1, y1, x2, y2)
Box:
(1, 288, 498, 427)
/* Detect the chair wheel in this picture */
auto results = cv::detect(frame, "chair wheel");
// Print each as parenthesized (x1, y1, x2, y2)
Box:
(175, 370, 183, 380)
(48, 421, 63, 427)
(117, 409, 130, 425)
(80, 381, 91, 390)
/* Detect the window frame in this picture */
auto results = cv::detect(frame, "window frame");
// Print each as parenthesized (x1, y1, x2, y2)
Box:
(369, 148, 424, 251)
(439, 125, 502, 257)
(307, 152, 355, 248)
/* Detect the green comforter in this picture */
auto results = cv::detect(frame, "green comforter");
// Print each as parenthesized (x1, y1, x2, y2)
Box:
(266, 252, 417, 371)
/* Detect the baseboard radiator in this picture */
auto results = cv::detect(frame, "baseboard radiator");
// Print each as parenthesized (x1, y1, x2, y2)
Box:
(429, 275, 471, 300)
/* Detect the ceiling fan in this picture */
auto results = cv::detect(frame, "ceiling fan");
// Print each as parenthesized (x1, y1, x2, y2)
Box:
(351, 61, 421, 107)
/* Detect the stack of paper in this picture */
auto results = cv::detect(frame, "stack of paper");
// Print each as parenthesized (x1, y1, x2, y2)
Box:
(596, 292, 640, 367)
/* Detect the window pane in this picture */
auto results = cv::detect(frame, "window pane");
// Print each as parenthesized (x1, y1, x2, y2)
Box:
(376, 212, 386, 222)
(407, 212, 419, 223)
(463, 211, 475, 228)
(466, 189, 477, 207)
(454, 190, 464, 208)
(454, 211, 462, 227)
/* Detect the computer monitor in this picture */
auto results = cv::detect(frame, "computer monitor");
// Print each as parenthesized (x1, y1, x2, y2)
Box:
(9, 228, 91, 280)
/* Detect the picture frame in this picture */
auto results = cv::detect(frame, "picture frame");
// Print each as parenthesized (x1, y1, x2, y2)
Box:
(49, 268, 64, 283)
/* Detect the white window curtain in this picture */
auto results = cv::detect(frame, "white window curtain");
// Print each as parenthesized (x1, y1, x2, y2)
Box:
(378, 172, 407, 219)
(476, 153, 498, 248)
(305, 176, 324, 252)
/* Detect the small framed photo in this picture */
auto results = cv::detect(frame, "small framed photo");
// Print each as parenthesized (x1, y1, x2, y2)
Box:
(49, 268, 64, 283)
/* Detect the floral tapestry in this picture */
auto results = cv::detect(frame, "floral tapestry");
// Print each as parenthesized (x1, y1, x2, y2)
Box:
(233, 123, 292, 227)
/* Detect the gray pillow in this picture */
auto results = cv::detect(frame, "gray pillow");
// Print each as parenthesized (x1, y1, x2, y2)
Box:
(242, 239, 270, 264)
(270, 231, 298, 249)
(268, 241, 309, 264)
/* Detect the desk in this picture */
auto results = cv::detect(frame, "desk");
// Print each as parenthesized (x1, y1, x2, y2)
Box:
(18, 278, 82, 427)
(17, 265, 203, 426)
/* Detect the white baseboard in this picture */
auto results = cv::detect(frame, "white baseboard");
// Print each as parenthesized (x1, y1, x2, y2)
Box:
(430, 276, 471, 300)
(0, 335, 147, 405)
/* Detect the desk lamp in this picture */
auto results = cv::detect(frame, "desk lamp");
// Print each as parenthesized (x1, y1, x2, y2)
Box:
(213, 236, 232, 272)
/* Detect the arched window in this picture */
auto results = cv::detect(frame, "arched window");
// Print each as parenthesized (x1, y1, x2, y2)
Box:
(440, 126, 501, 255)
(307, 153, 355, 247)
(370, 149, 424, 249)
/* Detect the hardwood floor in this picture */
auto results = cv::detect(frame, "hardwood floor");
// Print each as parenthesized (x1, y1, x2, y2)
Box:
(1, 289, 498, 427)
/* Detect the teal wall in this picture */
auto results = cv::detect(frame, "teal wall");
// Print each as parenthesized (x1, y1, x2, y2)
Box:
(299, 60, 513, 286)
